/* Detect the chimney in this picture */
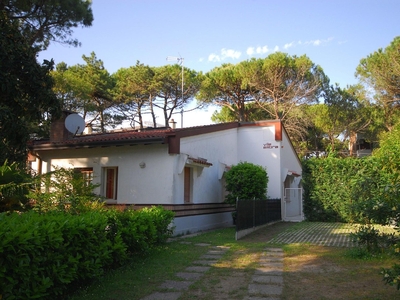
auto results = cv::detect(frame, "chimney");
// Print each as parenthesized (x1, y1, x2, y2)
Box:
(169, 118, 177, 129)
(50, 111, 74, 142)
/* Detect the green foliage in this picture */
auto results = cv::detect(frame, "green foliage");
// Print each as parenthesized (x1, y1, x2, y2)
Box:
(152, 64, 203, 127)
(224, 162, 268, 204)
(198, 62, 255, 122)
(0, 207, 174, 299)
(382, 264, 400, 290)
(104, 207, 174, 255)
(356, 36, 400, 131)
(29, 167, 104, 214)
(0, 161, 32, 212)
(351, 225, 397, 254)
(0, 12, 61, 165)
(2, 0, 94, 51)
(303, 125, 400, 290)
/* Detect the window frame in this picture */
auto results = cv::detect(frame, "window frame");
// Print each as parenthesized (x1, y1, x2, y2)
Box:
(74, 167, 94, 187)
(103, 167, 118, 200)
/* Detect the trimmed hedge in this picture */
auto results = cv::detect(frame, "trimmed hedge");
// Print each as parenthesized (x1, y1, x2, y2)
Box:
(0, 207, 174, 299)
(302, 155, 400, 224)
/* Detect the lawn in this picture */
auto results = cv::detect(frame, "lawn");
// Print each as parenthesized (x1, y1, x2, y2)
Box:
(67, 222, 399, 300)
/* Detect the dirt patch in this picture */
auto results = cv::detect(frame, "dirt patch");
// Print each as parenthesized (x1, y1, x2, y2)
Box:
(184, 270, 251, 300)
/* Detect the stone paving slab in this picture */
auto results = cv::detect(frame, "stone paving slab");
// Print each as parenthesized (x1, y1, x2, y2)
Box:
(159, 280, 192, 290)
(248, 283, 283, 295)
(252, 275, 283, 284)
(259, 257, 283, 263)
(255, 266, 283, 275)
(176, 272, 204, 281)
(192, 260, 218, 265)
(259, 262, 283, 268)
(200, 254, 223, 259)
(141, 291, 182, 300)
(208, 249, 226, 254)
(194, 243, 211, 246)
(244, 297, 280, 300)
(185, 266, 210, 272)
(265, 248, 284, 252)
(263, 251, 284, 256)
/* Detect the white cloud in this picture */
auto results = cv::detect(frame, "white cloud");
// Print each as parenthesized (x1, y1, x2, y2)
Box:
(303, 37, 334, 46)
(313, 40, 321, 46)
(247, 45, 269, 56)
(284, 42, 295, 50)
(208, 53, 220, 62)
(247, 47, 255, 55)
(221, 48, 241, 59)
(273, 45, 279, 52)
(208, 48, 241, 62)
(256, 45, 269, 54)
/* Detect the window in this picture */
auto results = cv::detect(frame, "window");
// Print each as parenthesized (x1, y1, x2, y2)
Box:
(74, 167, 93, 187)
(184, 166, 192, 203)
(103, 167, 118, 200)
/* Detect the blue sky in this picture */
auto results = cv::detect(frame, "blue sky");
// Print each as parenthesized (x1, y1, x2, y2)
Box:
(39, 0, 400, 127)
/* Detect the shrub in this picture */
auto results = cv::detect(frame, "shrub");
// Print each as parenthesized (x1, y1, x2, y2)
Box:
(29, 167, 104, 214)
(0, 207, 174, 299)
(224, 161, 268, 205)
(351, 225, 397, 253)
(0, 161, 32, 212)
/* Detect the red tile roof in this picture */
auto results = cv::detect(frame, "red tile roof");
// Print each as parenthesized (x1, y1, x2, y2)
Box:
(29, 120, 284, 153)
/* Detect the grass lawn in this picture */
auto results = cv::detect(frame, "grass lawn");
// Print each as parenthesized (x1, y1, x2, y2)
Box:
(67, 222, 399, 300)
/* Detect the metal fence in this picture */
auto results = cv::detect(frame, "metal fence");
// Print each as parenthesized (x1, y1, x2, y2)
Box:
(236, 198, 281, 232)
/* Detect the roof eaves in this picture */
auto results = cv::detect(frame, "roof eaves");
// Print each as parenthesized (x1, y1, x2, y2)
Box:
(30, 136, 167, 151)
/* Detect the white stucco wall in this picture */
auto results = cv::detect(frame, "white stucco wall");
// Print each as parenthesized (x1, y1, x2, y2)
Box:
(237, 126, 283, 199)
(34, 144, 176, 204)
(176, 128, 239, 204)
(280, 129, 302, 177)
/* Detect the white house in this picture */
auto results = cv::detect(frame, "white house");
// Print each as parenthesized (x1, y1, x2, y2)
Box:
(29, 112, 303, 235)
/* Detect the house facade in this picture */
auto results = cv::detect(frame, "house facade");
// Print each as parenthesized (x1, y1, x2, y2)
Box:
(29, 113, 303, 235)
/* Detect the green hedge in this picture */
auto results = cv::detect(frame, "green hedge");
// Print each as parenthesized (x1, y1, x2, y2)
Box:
(0, 207, 174, 299)
(302, 155, 400, 224)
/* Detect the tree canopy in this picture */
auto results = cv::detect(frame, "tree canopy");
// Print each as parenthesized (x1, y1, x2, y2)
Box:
(1, 0, 93, 51)
(197, 62, 255, 122)
(0, 12, 60, 165)
(356, 36, 400, 131)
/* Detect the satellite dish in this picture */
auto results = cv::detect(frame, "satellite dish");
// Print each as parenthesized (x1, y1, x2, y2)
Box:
(65, 114, 85, 135)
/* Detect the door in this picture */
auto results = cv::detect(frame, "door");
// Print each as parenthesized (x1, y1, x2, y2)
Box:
(284, 188, 303, 220)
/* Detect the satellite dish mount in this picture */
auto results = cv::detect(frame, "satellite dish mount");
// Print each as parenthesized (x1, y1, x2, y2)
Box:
(65, 114, 85, 137)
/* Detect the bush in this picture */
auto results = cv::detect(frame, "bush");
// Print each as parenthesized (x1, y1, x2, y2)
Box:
(224, 161, 268, 204)
(0, 207, 175, 299)
(29, 167, 104, 214)
(0, 161, 32, 212)
(351, 225, 397, 253)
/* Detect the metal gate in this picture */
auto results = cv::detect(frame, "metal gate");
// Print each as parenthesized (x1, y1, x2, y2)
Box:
(284, 188, 303, 221)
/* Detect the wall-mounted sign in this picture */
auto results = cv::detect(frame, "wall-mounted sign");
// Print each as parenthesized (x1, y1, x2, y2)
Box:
(263, 143, 278, 149)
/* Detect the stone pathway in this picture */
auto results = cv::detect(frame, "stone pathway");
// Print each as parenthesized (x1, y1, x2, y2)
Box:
(245, 247, 284, 300)
(141, 243, 229, 300)
(142, 222, 356, 299)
